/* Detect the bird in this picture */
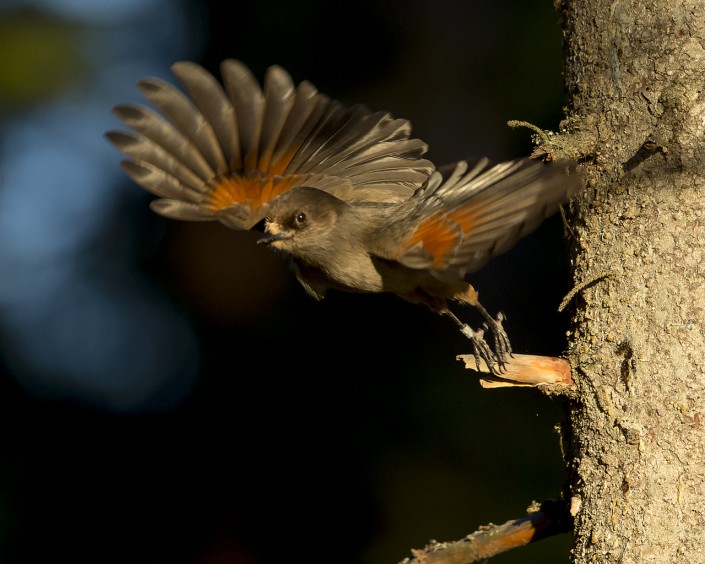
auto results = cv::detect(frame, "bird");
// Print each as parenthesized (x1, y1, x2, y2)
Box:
(105, 59, 582, 375)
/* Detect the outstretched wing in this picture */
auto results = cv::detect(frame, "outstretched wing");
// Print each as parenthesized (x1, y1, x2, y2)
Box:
(372, 157, 582, 275)
(106, 59, 434, 230)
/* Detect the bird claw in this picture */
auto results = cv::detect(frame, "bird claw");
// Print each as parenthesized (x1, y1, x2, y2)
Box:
(443, 306, 513, 376)
(460, 323, 506, 376)
(488, 311, 512, 368)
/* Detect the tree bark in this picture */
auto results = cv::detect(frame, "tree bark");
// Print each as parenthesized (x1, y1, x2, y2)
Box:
(559, 1, 705, 561)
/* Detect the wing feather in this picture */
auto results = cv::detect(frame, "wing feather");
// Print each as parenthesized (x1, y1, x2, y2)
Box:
(220, 59, 265, 172)
(171, 61, 239, 174)
(137, 77, 226, 173)
(381, 158, 582, 274)
(110, 104, 215, 181)
(106, 131, 206, 192)
(107, 59, 434, 230)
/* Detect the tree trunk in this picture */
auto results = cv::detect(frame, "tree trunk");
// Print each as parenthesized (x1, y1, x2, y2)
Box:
(560, 1, 705, 561)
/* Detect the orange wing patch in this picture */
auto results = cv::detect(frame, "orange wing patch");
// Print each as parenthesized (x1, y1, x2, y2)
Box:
(203, 146, 307, 213)
(405, 205, 480, 269)
(203, 172, 305, 214)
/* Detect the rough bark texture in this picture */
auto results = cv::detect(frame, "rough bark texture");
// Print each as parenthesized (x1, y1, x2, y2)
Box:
(559, 1, 705, 562)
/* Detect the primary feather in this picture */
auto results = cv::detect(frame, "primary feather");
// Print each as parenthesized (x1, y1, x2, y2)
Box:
(106, 59, 434, 230)
(373, 157, 580, 275)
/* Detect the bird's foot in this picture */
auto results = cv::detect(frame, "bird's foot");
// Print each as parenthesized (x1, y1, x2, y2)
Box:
(484, 311, 512, 369)
(439, 304, 512, 376)
(458, 323, 505, 375)
(443, 308, 510, 376)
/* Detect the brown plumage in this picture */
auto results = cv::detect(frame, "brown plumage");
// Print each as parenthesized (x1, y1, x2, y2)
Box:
(106, 59, 583, 374)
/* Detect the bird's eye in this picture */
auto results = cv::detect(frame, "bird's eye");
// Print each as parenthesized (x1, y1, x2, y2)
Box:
(295, 212, 307, 225)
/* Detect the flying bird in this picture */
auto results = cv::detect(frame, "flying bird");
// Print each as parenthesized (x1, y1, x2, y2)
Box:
(106, 59, 582, 374)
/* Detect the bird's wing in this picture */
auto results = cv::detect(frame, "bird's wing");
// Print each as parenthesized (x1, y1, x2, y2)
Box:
(106, 60, 434, 230)
(371, 157, 582, 275)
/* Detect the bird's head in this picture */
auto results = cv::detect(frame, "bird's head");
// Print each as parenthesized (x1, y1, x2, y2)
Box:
(258, 187, 350, 258)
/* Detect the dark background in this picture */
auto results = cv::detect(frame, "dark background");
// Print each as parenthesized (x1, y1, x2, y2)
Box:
(0, 1, 574, 562)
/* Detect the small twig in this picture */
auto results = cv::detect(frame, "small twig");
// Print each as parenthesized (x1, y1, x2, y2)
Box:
(400, 499, 571, 564)
(507, 119, 551, 145)
(558, 270, 612, 312)
(559, 204, 578, 241)
(457, 353, 573, 388)
(507, 119, 592, 162)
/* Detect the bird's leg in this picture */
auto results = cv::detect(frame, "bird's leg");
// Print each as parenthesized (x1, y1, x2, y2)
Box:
(441, 309, 503, 376)
(474, 302, 512, 370)
(448, 285, 512, 373)
(410, 288, 509, 375)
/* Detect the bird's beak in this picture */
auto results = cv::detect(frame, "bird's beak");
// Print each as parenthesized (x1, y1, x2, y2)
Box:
(257, 222, 291, 245)
(257, 231, 290, 245)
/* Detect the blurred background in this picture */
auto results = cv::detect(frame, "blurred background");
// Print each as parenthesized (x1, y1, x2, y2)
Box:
(0, 1, 574, 562)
